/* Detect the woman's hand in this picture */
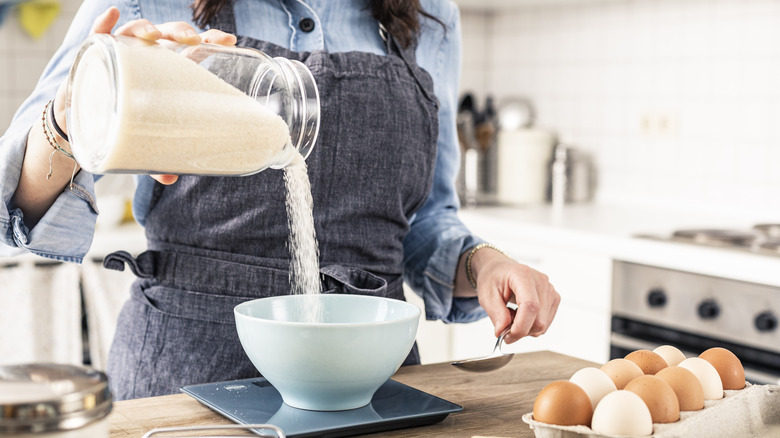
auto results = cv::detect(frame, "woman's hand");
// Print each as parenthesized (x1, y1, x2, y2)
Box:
(461, 247, 561, 344)
(59, 7, 238, 185)
(105, 7, 237, 45)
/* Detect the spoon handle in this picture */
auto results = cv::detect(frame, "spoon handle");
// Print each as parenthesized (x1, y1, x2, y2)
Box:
(494, 327, 511, 354)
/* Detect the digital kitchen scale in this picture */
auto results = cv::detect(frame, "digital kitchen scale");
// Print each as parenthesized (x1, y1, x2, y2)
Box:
(181, 377, 462, 438)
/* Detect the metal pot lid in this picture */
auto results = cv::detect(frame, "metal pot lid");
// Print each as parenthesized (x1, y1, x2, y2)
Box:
(0, 363, 112, 434)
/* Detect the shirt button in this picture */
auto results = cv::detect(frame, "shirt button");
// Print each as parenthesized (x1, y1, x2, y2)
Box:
(299, 17, 315, 33)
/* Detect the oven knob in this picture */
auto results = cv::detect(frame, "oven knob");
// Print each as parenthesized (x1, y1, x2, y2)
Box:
(647, 289, 667, 308)
(755, 311, 777, 332)
(697, 299, 720, 320)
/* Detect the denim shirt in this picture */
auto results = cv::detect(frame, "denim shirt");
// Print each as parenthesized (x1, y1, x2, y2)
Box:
(0, 0, 486, 323)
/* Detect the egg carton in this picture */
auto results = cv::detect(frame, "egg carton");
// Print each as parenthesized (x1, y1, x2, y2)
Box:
(522, 383, 780, 438)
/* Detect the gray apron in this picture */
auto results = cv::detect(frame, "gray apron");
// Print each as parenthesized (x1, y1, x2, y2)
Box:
(103, 7, 439, 401)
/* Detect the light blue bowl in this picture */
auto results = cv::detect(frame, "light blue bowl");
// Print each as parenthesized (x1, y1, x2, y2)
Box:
(234, 294, 420, 411)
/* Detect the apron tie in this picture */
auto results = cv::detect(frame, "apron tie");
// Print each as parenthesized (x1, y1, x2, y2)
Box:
(103, 250, 156, 278)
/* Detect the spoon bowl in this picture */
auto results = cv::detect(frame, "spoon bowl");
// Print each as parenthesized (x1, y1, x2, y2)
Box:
(451, 328, 514, 372)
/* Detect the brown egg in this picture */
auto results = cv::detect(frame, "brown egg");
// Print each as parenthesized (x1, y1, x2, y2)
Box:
(624, 375, 680, 423)
(601, 358, 644, 389)
(656, 366, 705, 411)
(626, 350, 668, 375)
(533, 381, 593, 426)
(699, 347, 746, 390)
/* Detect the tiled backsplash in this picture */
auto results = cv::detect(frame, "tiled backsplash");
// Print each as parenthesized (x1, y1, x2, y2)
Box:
(2, 0, 778, 218)
(460, 0, 780, 218)
(0, 0, 80, 132)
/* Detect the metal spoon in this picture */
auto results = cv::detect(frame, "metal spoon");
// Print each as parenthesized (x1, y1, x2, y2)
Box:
(451, 328, 514, 372)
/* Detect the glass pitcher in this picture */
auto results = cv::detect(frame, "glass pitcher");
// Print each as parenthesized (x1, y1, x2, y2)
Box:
(66, 34, 320, 176)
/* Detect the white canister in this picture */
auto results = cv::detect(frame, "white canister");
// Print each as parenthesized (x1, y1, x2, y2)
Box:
(496, 128, 556, 205)
(0, 364, 112, 437)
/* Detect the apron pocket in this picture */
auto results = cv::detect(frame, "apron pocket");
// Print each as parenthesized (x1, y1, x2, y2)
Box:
(132, 279, 254, 324)
(320, 265, 406, 301)
(112, 280, 259, 399)
(320, 265, 388, 296)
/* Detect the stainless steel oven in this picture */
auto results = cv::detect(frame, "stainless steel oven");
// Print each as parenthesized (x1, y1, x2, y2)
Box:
(610, 260, 780, 385)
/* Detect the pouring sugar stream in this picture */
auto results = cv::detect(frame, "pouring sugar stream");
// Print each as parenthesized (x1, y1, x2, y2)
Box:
(67, 34, 324, 321)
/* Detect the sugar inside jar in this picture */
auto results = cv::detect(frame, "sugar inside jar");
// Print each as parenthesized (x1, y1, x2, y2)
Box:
(66, 34, 320, 176)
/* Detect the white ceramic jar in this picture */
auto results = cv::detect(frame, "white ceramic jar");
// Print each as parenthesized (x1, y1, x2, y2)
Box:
(0, 364, 112, 437)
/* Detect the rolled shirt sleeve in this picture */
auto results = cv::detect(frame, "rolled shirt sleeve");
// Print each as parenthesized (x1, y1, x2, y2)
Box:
(0, 0, 138, 262)
(0, 110, 99, 263)
(403, 2, 487, 324)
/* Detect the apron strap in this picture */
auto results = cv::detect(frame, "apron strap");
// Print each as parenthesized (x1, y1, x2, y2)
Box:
(104, 250, 405, 300)
(379, 22, 437, 105)
(388, 35, 438, 105)
(209, 5, 437, 105)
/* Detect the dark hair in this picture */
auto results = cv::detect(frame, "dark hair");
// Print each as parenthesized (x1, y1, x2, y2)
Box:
(192, 0, 442, 49)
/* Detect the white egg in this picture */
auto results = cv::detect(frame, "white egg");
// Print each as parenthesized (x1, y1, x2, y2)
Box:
(653, 345, 686, 366)
(679, 357, 723, 400)
(569, 367, 617, 410)
(592, 390, 653, 437)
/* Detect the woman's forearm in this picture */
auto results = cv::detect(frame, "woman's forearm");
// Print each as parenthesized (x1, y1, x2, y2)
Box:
(453, 245, 505, 298)
(12, 99, 80, 227)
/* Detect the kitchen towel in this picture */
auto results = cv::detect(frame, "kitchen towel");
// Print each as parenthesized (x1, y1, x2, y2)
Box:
(0, 259, 82, 365)
(81, 258, 134, 371)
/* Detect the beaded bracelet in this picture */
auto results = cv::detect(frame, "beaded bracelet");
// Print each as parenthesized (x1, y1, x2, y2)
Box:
(41, 100, 77, 182)
(466, 243, 506, 290)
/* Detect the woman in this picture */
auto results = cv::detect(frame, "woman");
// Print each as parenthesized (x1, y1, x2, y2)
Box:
(0, 0, 559, 400)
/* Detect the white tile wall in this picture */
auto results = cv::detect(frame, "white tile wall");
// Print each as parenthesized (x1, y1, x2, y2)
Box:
(0, 0, 81, 134)
(460, 0, 780, 218)
(3, 0, 779, 218)
(458, 11, 490, 99)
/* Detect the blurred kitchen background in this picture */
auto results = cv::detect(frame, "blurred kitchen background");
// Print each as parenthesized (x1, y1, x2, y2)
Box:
(2, 0, 780, 379)
(2, 0, 779, 215)
(456, 0, 779, 215)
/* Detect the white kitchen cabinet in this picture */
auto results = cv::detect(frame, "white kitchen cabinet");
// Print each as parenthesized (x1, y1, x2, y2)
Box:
(411, 208, 613, 365)
(0, 260, 83, 365)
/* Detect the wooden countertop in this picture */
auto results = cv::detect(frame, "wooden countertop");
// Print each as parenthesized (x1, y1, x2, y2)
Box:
(109, 351, 595, 438)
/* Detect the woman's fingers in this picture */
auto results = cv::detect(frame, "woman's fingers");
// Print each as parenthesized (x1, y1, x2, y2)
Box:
(200, 29, 237, 46)
(479, 285, 513, 338)
(114, 18, 163, 41)
(154, 21, 203, 45)
(114, 20, 203, 44)
(89, 8, 236, 47)
(151, 175, 179, 185)
(90, 7, 120, 35)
